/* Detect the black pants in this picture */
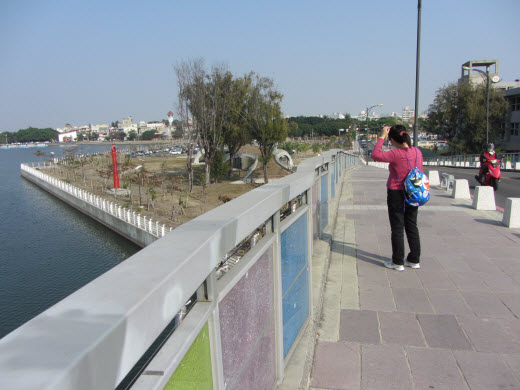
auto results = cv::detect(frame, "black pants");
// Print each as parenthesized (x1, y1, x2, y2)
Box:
(387, 189, 421, 265)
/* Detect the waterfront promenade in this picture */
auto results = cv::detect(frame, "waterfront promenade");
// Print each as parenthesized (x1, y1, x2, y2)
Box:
(286, 164, 520, 389)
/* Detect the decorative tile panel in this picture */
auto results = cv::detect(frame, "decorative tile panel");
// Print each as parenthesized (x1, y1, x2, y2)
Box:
(219, 247, 274, 389)
(232, 319, 276, 390)
(164, 323, 213, 390)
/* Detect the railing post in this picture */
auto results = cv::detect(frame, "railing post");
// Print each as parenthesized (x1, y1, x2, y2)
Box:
(272, 210, 284, 384)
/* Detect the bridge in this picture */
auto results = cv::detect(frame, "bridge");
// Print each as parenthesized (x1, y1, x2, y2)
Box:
(3, 151, 520, 389)
(1, 149, 358, 389)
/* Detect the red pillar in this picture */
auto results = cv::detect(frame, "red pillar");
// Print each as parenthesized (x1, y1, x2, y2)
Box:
(111, 144, 120, 189)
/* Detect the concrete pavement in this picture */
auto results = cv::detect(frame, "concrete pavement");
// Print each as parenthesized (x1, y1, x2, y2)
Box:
(285, 164, 520, 390)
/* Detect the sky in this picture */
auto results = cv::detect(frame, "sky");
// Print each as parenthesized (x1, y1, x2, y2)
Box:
(1, 0, 519, 132)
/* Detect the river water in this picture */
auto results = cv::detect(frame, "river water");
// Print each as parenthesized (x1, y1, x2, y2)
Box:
(0, 144, 140, 339)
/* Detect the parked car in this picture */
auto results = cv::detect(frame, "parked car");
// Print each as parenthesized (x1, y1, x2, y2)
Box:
(169, 149, 181, 155)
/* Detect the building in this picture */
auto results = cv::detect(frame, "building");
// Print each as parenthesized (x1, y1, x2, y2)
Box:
(120, 116, 138, 135)
(502, 87, 520, 152)
(58, 130, 78, 142)
(402, 106, 414, 121)
(459, 60, 520, 90)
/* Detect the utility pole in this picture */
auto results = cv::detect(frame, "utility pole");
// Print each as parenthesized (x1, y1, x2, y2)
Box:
(413, 0, 422, 147)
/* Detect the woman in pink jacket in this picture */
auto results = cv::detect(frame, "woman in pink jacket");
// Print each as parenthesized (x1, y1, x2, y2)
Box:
(371, 125, 423, 271)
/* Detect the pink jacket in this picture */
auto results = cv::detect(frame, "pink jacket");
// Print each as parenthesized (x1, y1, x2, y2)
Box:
(371, 138, 424, 190)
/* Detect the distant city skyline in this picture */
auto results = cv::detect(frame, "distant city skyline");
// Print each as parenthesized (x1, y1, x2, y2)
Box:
(1, 0, 519, 132)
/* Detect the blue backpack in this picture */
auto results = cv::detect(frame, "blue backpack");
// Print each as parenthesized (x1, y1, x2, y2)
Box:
(402, 149, 430, 206)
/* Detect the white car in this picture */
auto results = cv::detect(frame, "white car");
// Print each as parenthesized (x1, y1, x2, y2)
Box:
(169, 149, 181, 155)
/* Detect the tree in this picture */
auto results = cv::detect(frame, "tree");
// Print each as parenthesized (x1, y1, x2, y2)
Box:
(127, 130, 137, 141)
(175, 59, 199, 193)
(426, 82, 507, 154)
(180, 60, 233, 186)
(246, 74, 288, 183)
(140, 129, 157, 140)
(223, 74, 252, 177)
(11, 127, 58, 143)
(107, 131, 126, 141)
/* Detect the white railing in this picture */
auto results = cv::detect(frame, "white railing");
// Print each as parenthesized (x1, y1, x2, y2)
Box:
(4, 151, 360, 390)
(423, 153, 520, 170)
(20, 163, 168, 238)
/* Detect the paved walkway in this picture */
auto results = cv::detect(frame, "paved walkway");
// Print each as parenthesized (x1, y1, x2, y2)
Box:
(309, 164, 520, 390)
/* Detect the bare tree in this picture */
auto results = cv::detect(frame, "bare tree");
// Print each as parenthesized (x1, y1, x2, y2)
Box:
(176, 59, 233, 186)
(175, 59, 200, 193)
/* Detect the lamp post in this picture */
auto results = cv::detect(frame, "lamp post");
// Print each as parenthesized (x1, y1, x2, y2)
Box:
(363, 104, 384, 137)
(462, 65, 500, 145)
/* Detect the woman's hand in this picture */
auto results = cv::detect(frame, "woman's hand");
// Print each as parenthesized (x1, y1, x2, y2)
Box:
(380, 126, 390, 139)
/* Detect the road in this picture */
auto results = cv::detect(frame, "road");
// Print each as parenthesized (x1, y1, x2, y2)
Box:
(425, 166, 520, 210)
(363, 142, 520, 210)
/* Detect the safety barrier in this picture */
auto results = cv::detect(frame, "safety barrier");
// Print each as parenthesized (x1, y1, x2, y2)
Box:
(2, 150, 360, 390)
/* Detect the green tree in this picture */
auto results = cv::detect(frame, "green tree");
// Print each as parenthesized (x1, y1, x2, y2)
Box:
(223, 74, 252, 177)
(426, 82, 507, 153)
(247, 75, 288, 183)
(127, 130, 137, 141)
(107, 131, 126, 141)
(13, 127, 58, 143)
(140, 129, 157, 140)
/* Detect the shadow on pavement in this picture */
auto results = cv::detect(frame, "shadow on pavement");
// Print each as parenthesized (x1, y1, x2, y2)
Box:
(473, 218, 504, 226)
(330, 239, 387, 268)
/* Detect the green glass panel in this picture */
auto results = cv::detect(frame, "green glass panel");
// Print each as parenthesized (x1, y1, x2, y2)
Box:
(164, 323, 213, 390)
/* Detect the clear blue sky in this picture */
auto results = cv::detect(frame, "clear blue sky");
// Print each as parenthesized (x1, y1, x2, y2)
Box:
(1, 0, 519, 132)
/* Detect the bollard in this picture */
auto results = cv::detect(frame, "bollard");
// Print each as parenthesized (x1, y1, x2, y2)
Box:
(472, 186, 496, 210)
(502, 198, 520, 228)
(428, 170, 440, 186)
(452, 179, 471, 199)
(447, 175, 455, 191)
(440, 173, 449, 188)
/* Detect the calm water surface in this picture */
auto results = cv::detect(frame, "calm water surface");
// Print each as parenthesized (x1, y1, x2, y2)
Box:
(0, 144, 140, 339)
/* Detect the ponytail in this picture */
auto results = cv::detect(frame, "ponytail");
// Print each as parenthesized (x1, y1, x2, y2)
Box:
(389, 125, 412, 146)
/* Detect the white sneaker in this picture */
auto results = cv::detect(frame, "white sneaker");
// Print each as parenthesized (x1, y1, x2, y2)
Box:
(384, 260, 405, 271)
(404, 259, 420, 269)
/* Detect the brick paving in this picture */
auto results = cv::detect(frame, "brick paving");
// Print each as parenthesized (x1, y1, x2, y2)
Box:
(310, 165, 520, 390)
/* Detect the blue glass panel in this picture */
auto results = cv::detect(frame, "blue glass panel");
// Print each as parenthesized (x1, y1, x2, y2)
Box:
(320, 174, 329, 232)
(281, 214, 308, 296)
(321, 174, 328, 202)
(312, 182, 319, 243)
(331, 163, 335, 198)
(282, 267, 309, 358)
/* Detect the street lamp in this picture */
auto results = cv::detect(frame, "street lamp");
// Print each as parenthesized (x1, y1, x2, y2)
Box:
(462, 65, 500, 145)
(363, 104, 384, 137)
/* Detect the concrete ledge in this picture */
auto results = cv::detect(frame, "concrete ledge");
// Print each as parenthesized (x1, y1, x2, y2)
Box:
(452, 179, 471, 199)
(472, 186, 496, 210)
(427, 170, 440, 186)
(502, 198, 520, 228)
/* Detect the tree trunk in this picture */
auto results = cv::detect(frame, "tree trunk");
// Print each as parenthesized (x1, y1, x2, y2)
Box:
(205, 162, 210, 186)
(227, 146, 238, 178)
(263, 162, 268, 184)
